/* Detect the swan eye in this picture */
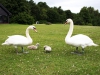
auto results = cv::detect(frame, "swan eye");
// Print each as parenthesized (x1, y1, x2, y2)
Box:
(33, 27, 36, 29)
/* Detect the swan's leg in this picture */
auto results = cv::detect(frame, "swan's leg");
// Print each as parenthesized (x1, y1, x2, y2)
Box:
(74, 47, 79, 53)
(21, 46, 29, 54)
(76, 47, 78, 52)
(21, 46, 24, 53)
(74, 47, 80, 53)
(76, 47, 84, 54)
(14, 46, 18, 54)
(81, 48, 84, 53)
(71, 47, 79, 54)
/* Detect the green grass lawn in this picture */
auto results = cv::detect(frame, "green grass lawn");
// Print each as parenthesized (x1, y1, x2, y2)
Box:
(0, 24, 100, 75)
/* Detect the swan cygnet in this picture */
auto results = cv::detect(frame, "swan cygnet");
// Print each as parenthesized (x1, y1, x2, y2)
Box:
(44, 45, 52, 53)
(65, 18, 98, 54)
(27, 43, 40, 50)
(2, 25, 37, 54)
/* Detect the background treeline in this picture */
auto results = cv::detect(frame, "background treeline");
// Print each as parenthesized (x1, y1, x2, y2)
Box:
(1, 0, 100, 26)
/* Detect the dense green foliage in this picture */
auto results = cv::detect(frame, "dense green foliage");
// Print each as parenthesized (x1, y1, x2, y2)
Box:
(0, 24, 100, 75)
(0, 0, 100, 25)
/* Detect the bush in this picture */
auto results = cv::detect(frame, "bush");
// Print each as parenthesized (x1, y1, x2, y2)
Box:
(39, 20, 47, 24)
(45, 22, 52, 25)
(11, 12, 34, 24)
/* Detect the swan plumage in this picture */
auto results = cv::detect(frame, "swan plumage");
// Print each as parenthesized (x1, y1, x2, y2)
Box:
(65, 19, 98, 54)
(2, 25, 37, 54)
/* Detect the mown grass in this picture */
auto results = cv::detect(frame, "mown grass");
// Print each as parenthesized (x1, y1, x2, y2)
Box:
(0, 24, 100, 75)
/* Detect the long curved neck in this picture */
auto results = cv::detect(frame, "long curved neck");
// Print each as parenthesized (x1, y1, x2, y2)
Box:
(66, 21, 74, 39)
(26, 28, 32, 43)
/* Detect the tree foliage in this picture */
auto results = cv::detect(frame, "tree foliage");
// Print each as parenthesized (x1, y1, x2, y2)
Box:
(0, 0, 100, 26)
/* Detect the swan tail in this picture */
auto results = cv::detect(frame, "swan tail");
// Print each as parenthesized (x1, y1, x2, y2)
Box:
(2, 42, 9, 45)
(2, 43, 6, 45)
(92, 43, 98, 46)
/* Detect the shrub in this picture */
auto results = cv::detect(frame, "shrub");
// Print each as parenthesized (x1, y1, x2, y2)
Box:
(11, 12, 34, 24)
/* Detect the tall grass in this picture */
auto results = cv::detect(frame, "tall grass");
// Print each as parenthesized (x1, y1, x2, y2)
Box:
(0, 24, 100, 75)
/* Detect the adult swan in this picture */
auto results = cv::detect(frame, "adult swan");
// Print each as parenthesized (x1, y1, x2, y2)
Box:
(2, 25, 37, 54)
(65, 19, 98, 54)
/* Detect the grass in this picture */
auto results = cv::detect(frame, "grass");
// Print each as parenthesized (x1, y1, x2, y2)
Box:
(0, 24, 100, 75)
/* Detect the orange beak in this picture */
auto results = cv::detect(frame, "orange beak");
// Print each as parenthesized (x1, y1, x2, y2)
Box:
(34, 28, 37, 32)
(64, 21, 68, 25)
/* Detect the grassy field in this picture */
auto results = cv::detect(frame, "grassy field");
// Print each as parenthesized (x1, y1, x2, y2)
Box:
(0, 24, 100, 75)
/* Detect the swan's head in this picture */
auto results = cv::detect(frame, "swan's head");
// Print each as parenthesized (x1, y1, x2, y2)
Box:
(28, 25, 37, 32)
(65, 18, 73, 24)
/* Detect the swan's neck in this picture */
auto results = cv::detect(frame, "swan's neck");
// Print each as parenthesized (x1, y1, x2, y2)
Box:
(66, 21, 74, 39)
(26, 28, 32, 43)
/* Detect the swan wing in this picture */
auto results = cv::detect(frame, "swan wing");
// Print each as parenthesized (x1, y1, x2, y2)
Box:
(67, 34, 94, 47)
(71, 34, 93, 42)
(3, 35, 31, 46)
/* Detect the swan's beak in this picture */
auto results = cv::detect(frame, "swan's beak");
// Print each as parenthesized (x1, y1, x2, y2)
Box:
(64, 22, 68, 25)
(34, 29, 37, 32)
(34, 28, 37, 32)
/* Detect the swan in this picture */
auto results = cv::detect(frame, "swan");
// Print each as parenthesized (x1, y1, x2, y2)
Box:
(65, 18, 98, 54)
(2, 25, 37, 54)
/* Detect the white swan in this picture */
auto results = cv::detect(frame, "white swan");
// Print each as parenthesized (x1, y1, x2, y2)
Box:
(65, 18, 98, 54)
(2, 25, 37, 54)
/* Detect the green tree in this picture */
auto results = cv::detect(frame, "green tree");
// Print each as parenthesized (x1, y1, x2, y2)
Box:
(28, 0, 40, 21)
(65, 10, 73, 19)
(79, 7, 91, 25)
(92, 10, 100, 26)
(87, 7, 100, 26)
(12, 12, 34, 24)
(1, 0, 100, 25)
(47, 8, 60, 23)
(37, 2, 49, 23)
(73, 13, 84, 25)
(1, 0, 32, 24)
(55, 6, 66, 23)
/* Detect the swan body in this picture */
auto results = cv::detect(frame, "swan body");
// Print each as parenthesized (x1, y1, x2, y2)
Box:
(65, 19, 98, 53)
(2, 25, 37, 54)
(3, 35, 32, 46)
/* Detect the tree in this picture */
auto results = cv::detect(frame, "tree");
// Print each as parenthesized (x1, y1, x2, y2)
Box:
(29, 0, 40, 21)
(37, 2, 49, 9)
(87, 7, 100, 26)
(47, 8, 60, 23)
(79, 7, 91, 25)
(65, 10, 73, 19)
(55, 6, 66, 23)
(1, 0, 32, 24)
(12, 12, 34, 24)
(73, 13, 84, 25)
(1, 0, 100, 25)
(37, 2, 49, 23)
(92, 10, 100, 26)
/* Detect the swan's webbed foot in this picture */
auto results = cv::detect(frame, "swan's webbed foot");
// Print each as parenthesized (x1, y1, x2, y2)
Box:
(71, 47, 84, 55)
(71, 47, 79, 53)
(23, 51, 29, 54)
(14, 46, 20, 54)
(71, 51, 83, 55)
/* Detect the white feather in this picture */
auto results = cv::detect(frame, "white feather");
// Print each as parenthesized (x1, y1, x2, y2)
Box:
(65, 19, 98, 49)
(2, 25, 37, 53)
